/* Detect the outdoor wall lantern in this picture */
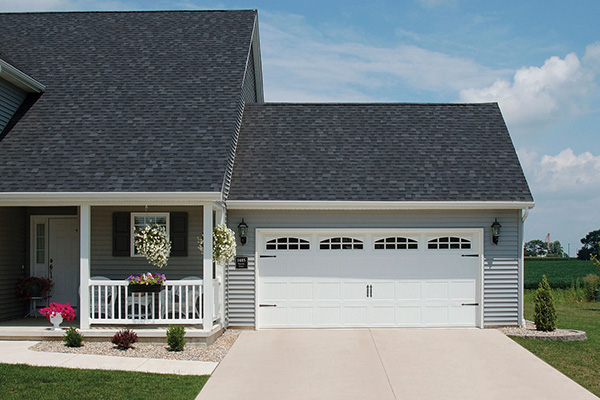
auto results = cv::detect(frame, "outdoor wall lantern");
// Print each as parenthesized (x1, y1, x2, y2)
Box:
(238, 219, 248, 245)
(491, 218, 502, 245)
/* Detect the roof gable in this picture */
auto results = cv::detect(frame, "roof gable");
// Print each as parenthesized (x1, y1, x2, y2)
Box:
(228, 103, 533, 202)
(0, 10, 256, 193)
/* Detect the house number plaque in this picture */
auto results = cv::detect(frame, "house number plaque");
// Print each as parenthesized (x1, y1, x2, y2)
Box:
(235, 256, 248, 269)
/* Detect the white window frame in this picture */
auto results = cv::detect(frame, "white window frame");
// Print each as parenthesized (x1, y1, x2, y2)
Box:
(130, 212, 170, 257)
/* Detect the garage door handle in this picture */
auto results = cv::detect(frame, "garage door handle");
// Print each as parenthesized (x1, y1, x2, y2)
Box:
(260, 255, 277, 258)
(259, 304, 277, 307)
(461, 254, 479, 257)
(461, 303, 479, 306)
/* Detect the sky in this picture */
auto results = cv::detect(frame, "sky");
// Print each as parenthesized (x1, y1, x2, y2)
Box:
(1, 0, 599, 256)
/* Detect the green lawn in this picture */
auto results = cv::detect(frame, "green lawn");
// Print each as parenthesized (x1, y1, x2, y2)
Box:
(511, 290, 600, 397)
(524, 258, 598, 289)
(0, 364, 209, 400)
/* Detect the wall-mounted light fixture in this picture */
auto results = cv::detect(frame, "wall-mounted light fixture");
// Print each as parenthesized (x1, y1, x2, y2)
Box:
(491, 218, 502, 245)
(238, 219, 248, 245)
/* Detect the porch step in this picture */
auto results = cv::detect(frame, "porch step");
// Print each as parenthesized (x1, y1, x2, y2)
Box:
(0, 322, 224, 345)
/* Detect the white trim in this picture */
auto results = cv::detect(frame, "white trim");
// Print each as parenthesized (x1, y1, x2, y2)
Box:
(0, 59, 45, 93)
(79, 206, 91, 329)
(202, 204, 214, 331)
(227, 200, 535, 211)
(0, 192, 221, 206)
(255, 227, 485, 329)
(130, 212, 170, 257)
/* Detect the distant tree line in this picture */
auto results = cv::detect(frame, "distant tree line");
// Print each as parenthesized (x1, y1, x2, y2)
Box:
(524, 239, 565, 258)
(577, 229, 600, 260)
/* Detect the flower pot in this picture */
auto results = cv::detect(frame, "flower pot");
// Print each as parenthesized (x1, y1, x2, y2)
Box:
(128, 284, 164, 293)
(49, 313, 63, 330)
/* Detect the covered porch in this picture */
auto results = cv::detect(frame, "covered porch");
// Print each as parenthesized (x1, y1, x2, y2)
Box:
(0, 193, 227, 334)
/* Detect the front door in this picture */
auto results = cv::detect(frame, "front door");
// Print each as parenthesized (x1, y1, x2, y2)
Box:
(48, 218, 79, 308)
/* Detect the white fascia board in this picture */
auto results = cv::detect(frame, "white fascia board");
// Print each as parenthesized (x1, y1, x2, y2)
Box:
(226, 200, 535, 211)
(0, 192, 222, 206)
(0, 60, 46, 93)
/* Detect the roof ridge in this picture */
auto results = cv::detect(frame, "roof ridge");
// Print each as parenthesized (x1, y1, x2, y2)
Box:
(0, 9, 257, 16)
(247, 102, 499, 106)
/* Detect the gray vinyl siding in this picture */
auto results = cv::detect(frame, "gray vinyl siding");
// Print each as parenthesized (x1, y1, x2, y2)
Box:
(0, 79, 26, 134)
(227, 209, 523, 327)
(0, 207, 26, 321)
(90, 206, 204, 280)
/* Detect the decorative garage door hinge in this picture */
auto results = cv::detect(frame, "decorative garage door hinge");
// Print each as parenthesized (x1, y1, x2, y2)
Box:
(259, 304, 277, 307)
(461, 254, 479, 257)
(461, 303, 479, 306)
(260, 255, 277, 258)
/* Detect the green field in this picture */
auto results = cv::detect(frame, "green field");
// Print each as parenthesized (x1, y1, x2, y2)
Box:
(524, 258, 598, 289)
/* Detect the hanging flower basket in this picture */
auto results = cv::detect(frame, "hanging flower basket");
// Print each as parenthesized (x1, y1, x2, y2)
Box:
(198, 223, 237, 264)
(134, 224, 172, 268)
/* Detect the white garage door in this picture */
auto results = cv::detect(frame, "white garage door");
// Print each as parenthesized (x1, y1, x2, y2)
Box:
(257, 229, 482, 328)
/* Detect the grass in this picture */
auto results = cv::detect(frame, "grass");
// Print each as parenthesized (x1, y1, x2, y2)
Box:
(524, 258, 598, 289)
(511, 290, 600, 397)
(0, 364, 209, 400)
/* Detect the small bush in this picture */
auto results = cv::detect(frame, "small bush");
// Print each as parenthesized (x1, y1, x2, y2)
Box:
(534, 275, 557, 332)
(111, 329, 138, 350)
(583, 274, 600, 301)
(63, 326, 84, 348)
(166, 325, 186, 352)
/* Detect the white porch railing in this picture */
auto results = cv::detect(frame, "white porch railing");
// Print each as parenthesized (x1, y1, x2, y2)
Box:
(88, 279, 222, 325)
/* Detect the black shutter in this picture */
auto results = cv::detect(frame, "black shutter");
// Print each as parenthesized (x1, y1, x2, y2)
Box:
(113, 212, 130, 257)
(170, 212, 188, 257)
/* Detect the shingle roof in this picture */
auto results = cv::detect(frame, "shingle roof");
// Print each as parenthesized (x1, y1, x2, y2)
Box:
(228, 103, 533, 202)
(0, 10, 256, 192)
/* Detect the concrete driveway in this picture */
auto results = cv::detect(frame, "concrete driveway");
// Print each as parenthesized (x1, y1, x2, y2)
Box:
(197, 329, 598, 400)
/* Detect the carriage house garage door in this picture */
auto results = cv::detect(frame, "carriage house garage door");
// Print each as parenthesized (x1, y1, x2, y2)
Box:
(257, 229, 483, 328)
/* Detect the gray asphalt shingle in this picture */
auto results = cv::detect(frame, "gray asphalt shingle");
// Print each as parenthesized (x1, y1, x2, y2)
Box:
(228, 103, 533, 202)
(0, 10, 255, 192)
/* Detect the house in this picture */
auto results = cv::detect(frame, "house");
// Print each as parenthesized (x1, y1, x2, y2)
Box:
(0, 10, 533, 333)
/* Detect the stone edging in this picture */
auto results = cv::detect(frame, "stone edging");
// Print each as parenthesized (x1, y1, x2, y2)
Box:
(500, 321, 587, 341)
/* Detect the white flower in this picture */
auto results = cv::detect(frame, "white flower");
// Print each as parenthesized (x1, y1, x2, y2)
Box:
(198, 223, 236, 264)
(134, 224, 172, 268)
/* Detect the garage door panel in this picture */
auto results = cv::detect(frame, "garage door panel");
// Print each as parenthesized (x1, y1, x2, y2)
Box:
(342, 307, 368, 325)
(262, 282, 287, 301)
(423, 306, 449, 325)
(288, 307, 313, 326)
(423, 281, 449, 300)
(289, 282, 313, 301)
(316, 307, 341, 325)
(449, 306, 477, 326)
(316, 282, 341, 301)
(449, 280, 476, 300)
(370, 306, 396, 326)
(396, 306, 422, 325)
(342, 282, 368, 301)
(396, 281, 421, 300)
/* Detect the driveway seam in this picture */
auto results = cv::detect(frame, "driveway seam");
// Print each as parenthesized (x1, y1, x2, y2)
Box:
(368, 329, 397, 400)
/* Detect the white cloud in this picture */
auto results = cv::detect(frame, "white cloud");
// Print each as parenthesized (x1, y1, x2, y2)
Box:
(261, 13, 509, 102)
(519, 148, 600, 193)
(460, 47, 598, 131)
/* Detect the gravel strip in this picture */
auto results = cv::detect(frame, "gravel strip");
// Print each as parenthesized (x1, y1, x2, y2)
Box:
(500, 320, 586, 341)
(30, 329, 240, 362)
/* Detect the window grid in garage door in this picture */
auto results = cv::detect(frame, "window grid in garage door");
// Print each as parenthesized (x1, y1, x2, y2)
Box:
(266, 237, 310, 250)
(374, 237, 418, 250)
(319, 237, 363, 250)
(427, 236, 471, 249)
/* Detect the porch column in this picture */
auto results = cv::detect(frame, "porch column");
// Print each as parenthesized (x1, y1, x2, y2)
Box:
(202, 203, 214, 331)
(79, 205, 91, 329)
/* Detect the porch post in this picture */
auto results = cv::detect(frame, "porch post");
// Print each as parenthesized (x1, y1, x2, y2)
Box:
(79, 205, 91, 329)
(202, 203, 214, 331)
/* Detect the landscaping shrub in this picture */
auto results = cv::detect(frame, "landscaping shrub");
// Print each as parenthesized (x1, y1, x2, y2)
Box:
(166, 325, 186, 352)
(63, 326, 84, 348)
(583, 274, 600, 301)
(534, 275, 557, 332)
(111, 329, 138, 349)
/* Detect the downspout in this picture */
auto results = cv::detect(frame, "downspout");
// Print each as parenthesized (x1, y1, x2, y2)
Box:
(518, 207, 532, 326)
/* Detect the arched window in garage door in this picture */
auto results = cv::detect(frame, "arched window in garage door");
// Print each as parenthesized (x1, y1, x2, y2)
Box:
(266, 237, 310, 250)
(319, 237, 363, 250)
(374, 237, 418, 250)
(427, 236, 471, 250)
